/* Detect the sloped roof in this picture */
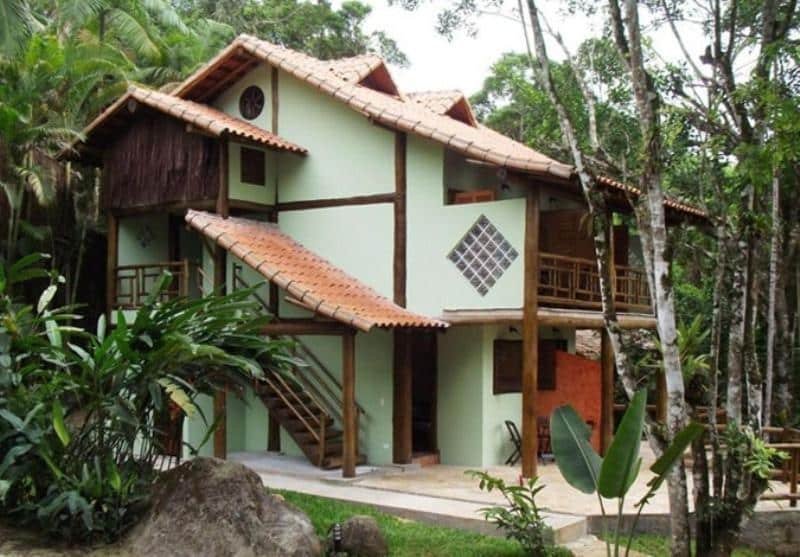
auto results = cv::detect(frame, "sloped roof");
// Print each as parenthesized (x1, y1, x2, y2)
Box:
(407, 90, 478, 126)
(185, 210, 448, 331)
(596, 176, 707, 219)
(63, 85, 307, 162)
(174, 34, 574, 179)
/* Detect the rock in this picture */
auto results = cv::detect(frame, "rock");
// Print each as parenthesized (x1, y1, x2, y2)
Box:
(326, 515, 387, 557)
(124, 457, 321, 557)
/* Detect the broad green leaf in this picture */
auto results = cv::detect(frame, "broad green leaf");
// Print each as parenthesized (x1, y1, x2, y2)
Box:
(0, 443, 32, 476)
(52, 400, 71, 447)
(647, 421, 705, 492)
(0, 479, 10, 501)
(158, 378, 197, 417)
(107, 460, 121, 492)
(551, 404, 602, 494)
(598, 389, 647, 498)
(37, 285, 57, 314)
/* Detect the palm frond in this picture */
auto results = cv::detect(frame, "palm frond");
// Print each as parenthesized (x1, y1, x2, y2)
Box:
(106, 8, 161, 62)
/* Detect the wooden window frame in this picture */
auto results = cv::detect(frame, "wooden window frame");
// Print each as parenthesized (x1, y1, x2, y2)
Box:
(492, 338, 566, 394)
(240, 146, 266, 186)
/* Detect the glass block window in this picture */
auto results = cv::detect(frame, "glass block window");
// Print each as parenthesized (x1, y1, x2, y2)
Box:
(447, 215, 519, 296)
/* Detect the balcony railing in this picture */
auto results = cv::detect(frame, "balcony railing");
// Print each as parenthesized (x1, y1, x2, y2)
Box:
(112, 261, 191, 309)
(538, 252, 651, 312)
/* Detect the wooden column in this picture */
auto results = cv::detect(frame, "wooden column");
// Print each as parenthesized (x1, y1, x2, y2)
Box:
(213, 244, 227, 459)
(342, 330, 357, 478)
(393, 330, 413, 464)
(105, 212, 118, 318)
(392, 131, 411, 464)
(216, 139, 229, 218)
(522, 191, 540, 478)
(600, 329, 615, 455)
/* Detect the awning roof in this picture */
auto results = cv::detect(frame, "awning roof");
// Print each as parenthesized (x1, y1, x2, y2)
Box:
(62, 85, 307, 163)
(185, 210, 448, 332)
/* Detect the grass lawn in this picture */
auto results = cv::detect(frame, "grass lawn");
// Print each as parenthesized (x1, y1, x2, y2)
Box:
(275, 489, 570, 557)
(601, 534, 773, 557)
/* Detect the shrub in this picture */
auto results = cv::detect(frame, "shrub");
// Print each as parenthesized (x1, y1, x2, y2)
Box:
(466, 470, 558, 557)
(0, 254, 294, 542)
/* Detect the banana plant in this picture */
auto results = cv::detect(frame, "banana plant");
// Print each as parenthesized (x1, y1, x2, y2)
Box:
(550, 390, 705, 557)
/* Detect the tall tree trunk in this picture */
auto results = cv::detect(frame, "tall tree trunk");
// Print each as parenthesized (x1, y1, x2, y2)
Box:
(608, 1, 691, 554)
(764, 175, 780, 425)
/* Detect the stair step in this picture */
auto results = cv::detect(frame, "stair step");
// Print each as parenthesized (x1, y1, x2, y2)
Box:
(293, 429, 343, 445)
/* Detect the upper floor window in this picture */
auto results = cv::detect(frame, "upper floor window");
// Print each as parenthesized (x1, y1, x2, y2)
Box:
(240, 147, 266, 186)
(239, 86, 264, 120)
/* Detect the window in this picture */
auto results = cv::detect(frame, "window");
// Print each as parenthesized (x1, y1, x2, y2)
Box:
(239, 85, 264, 120)
(240, 147, 266, 186)
(493, 339, 567, 394)
(447, 215, 518, 296)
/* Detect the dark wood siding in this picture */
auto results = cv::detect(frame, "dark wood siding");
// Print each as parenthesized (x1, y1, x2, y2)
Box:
(101, 112, 220, 210)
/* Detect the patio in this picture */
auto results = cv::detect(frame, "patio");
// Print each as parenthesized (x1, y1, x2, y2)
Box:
(232, 447, 792, 517)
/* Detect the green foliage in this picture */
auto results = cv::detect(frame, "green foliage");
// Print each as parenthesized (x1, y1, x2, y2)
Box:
(465, 471, 561, 557)
(0, 256, 293, 542)
(551, 391, 704, 556)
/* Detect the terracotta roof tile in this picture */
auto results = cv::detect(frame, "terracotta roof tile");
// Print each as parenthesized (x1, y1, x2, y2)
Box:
(185, 210, 448, 331)
(63, 85, 307, 160)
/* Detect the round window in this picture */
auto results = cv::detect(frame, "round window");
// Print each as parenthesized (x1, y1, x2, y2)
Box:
(239, 86, 264, 120)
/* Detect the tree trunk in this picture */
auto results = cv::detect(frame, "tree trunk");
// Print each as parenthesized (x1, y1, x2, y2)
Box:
(764, 174, 780, 426)
(608, 2, 691, 554)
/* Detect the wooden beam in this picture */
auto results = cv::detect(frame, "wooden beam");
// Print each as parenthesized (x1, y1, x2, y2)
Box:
(105, 213, 118, 317)
(213, 244, 227, 459)
(110, 199, 216, 217)
(267, 410, 281, 452)
(277, 193, 396, 212)
(394, 132, 407, 307)
(521, 191, 540, 478)
(271, 65, 279, 134)
(342, 330, 357, 478)
(440, 308, 657, 329)
(261, 319, 352, 336)
(600, 329, 615, 455)
(216, 139, 229, 218)
(393, 329, 413, 464)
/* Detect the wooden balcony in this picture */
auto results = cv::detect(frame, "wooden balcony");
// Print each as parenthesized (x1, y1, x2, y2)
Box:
(538, 252, 651, 312)
(112, 261, 194, 310)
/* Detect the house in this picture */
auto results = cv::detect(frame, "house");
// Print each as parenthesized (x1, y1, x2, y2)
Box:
(64, 34, 706, 478)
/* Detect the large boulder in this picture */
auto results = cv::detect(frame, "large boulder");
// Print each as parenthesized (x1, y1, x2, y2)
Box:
(326, 515, 388, 557)
(124, 457, 321, 557)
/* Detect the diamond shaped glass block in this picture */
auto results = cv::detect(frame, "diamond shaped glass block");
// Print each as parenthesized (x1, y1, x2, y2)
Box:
(448, 215, 519, 296)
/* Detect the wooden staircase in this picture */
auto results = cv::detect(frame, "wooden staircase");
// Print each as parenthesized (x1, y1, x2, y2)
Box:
(232, 264, 366, 470)
(254, 370, 365, 469)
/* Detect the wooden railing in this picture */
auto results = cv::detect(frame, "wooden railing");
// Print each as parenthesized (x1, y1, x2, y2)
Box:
(231, 264, 364, 439)
(112, 260, 191, 309)
(538, 252, 651, 312)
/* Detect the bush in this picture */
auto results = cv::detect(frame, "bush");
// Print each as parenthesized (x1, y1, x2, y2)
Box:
(0, 254, 294, 542)
(466, 470, 559, 557)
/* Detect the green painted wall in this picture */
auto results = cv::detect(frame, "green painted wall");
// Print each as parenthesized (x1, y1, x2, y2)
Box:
(406, 136, 527, 317)
(276, 71, 395, 202)
(278, 203, 394, 298)
(118, 214, 169, 266)
(227, 142, 277, 205)
(182, 394, 214, 459)
(214, 65, 272, 133)
(437, 325, 485, 466)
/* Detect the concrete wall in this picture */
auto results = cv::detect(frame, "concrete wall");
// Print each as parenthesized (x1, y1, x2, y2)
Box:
(276, 72, 395, 202)
(406, 136, 527, 317)
(117, 214, 169, 266)
(438, 323, 589, 467)
(278, 203, 394, 299)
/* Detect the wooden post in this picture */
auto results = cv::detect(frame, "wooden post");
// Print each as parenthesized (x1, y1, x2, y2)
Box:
(106, 213, 118, 318)
(600, 329, 615, 455)
(342, 330, 357, 477)
(394, 132, 407, 307)
(216, 139, 229, 218)
(522, 191, 540, 478)
(213, 244, 227, 459)
(393, 329, 413, 464)
(791, 447, 798, 508)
